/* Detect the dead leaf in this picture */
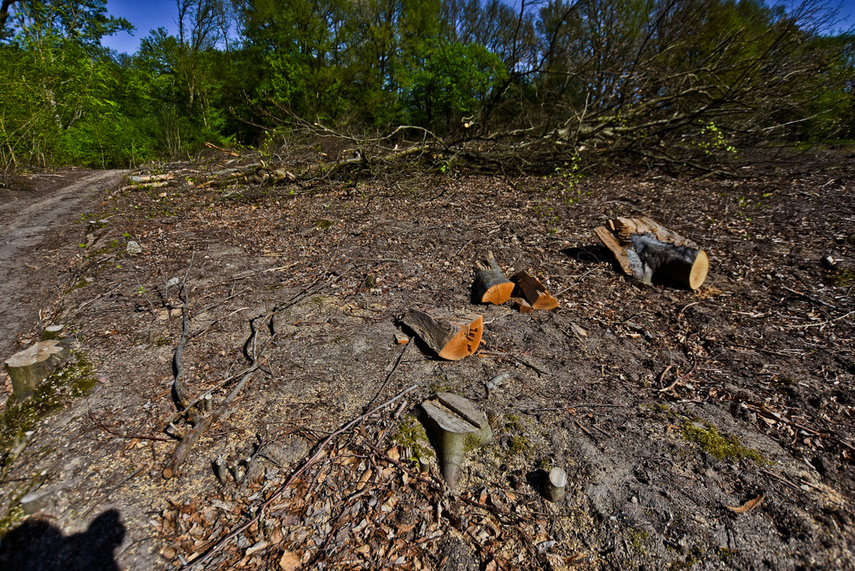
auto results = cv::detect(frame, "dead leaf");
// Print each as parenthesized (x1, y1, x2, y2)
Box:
(279, 550, 301, 570)
(726, 493, 764, 514)
(387, 445, 400, 461)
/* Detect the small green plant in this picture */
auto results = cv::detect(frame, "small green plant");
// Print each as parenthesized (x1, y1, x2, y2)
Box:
(823, 269, 855, 287)
(693, 122, 737, 157)
(554, 153, 586, 202)
(508, 434, 529, 455)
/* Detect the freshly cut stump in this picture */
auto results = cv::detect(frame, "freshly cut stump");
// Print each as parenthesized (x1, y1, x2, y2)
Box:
(400, 310, 483, 361)
(4, 340, 69, 398)
(420, 392, 493, 490)
(473, 253, 514, 305)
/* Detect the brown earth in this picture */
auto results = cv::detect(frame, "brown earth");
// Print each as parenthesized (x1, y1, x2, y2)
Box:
(0, 151, 852, 571)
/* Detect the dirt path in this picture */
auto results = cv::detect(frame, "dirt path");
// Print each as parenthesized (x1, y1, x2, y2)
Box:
(0, 170, 128, 359)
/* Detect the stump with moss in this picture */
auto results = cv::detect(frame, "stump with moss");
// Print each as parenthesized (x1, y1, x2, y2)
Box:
(4, 340, 69, 399)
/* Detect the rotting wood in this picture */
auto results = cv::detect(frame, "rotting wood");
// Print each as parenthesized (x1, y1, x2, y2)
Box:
(4, 340, 69, 398)
(473, 252, 514, 305)
(170, 284, 193, 418)
(595, 216, 709, 290)
(163, 313, 265, 480)
(399, 309, 483, 360)
(204, 141, 240, 157)
(512, 271, 559, 310)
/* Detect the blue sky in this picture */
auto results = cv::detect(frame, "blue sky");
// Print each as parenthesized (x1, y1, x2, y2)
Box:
(101, 0, 179, 54)
(100, 0, 855, 55)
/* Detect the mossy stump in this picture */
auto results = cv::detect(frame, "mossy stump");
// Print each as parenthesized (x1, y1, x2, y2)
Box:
(4, 340, 69, 399)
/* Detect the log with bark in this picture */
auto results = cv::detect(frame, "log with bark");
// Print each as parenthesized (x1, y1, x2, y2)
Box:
(4, 340, 69, 398)
(473, 252, 514, 305)
(399, 310, 483, 361)
(594, 216, 709, 290)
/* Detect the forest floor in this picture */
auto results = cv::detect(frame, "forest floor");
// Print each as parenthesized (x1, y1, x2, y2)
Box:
(0, 149, 853, 571)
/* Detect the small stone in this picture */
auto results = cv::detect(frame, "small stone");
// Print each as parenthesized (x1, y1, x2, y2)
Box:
(126, 241, 142, 255)
(570, 322, 588, 338)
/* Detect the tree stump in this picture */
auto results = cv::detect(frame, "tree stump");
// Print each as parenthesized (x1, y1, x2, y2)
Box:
(513, 271, 559, 310)
(594, 216, 709, 290)
(400, 310, 483, 361)
(42, 324, 64, 340)
(545, 467, 568, 502)
(473, 252, 514, 305)
(4, 340, 69, 398)
(420, 392, 493, 490)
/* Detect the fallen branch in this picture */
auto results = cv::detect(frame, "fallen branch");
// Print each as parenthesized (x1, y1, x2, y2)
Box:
(163, 314, 268, 480)
(170, 285, 192, 413)
(89, 410, 172, 442)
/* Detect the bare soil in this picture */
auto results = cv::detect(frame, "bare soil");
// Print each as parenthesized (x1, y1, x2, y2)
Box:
(0, 152, 853, 571)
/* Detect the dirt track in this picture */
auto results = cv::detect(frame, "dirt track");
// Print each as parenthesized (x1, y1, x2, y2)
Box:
(0, 170, 128, 359)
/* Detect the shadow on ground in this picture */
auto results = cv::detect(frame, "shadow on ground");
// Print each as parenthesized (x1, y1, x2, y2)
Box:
(0, 509, 125, 570)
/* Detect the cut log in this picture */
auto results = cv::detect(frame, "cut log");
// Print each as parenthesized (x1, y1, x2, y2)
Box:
(594, 216, 709, 290)
(4, 340, 69, 398)
(400, 310, 482, 361)
(420, 393, 492, 490)
(513, 271, 559, 310)
(473, 252, 514, 305)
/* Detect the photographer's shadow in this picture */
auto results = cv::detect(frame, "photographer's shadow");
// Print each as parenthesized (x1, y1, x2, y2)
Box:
(0, 509, 125, 570)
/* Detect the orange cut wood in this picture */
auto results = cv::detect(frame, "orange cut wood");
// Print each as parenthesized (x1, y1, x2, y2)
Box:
(473, 253, 513, 305)
(438, 315, 483, 360)
(400, 310, 483, 361)
(513, 271, 559, 310)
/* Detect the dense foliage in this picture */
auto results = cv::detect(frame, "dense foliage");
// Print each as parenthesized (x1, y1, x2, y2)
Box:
(0, 0, 852, 170)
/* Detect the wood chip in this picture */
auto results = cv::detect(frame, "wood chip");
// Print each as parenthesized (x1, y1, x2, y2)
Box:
(726, 493, 764, 514)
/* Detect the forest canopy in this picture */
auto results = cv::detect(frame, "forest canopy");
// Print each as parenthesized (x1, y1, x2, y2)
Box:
(0, 0, 853, 171)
